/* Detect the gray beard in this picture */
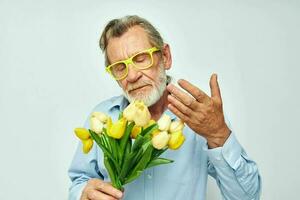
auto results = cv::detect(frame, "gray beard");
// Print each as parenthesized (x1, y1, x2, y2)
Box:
(123, 66, 168, 107)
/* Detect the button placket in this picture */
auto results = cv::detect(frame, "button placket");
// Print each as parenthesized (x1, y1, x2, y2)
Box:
(144, 168, 154, 200)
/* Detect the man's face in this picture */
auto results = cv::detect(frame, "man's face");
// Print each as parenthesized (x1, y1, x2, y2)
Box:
(106, 26, 171, 106)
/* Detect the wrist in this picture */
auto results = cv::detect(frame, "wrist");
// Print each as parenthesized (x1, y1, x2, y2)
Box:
(207, 126, 231, 149)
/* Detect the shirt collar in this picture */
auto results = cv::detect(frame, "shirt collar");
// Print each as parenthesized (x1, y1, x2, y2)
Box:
(108, 95, 129, 112)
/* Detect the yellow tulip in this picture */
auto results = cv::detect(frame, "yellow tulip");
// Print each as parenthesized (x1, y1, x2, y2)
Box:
(169, 120, 185, 133)
(90, 117, 104, 134)
(106, 117, 112, 129)
(157, 114, 171, 131)
(91, 112, 108, 123)
(168, 131, 185, 150)
(152, 131, 170, 150)
(107, 117, 127, 139)
(131, 125, 142, 139)
(74, 128, 93, 154)
(123, 100, 151, 127)
(82, 138, 93, 154)
(74, 128, 90, 140)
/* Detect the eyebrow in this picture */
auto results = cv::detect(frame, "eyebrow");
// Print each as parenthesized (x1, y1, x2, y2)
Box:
(111, 48, 148, 64)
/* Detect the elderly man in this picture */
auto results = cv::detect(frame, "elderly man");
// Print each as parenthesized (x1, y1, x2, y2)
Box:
(68, 15, 261, 200)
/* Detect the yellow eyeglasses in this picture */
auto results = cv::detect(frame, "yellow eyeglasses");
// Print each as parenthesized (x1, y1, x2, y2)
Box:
(106, 47, 160, 80)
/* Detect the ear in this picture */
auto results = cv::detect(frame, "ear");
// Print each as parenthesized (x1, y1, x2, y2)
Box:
(161, 43, 172, 70)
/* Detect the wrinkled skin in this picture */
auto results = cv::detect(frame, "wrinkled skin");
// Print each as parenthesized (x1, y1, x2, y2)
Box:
(166, 74, 231, 148)
(80, 179, 123, 200)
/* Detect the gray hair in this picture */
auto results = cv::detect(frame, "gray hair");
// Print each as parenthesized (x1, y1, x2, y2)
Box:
(99, 15, 164, 66)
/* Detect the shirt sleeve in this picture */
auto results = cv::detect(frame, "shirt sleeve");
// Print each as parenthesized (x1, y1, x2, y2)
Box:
(205, 133, 262, 200)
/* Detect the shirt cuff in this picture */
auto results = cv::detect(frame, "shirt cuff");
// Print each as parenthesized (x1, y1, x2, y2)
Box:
(76, 184, 85, 200)
(204, 132, 242, 169)
(69, 182, 87, 200)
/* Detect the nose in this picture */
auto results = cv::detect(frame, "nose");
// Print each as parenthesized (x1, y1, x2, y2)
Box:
(126, 64, 142, 83)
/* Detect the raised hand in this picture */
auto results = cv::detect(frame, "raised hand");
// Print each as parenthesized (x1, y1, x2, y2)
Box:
(167, 74, 231, 148)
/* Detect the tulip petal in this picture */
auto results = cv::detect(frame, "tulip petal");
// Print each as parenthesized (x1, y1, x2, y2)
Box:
(168, 131, 185, 150)
(131, 125, 142, 139)
(157, 114, 171, 131)
(169, 120, 185, 133)
(74, 128, 90, 140)
(91, 112, 108, 123)
(107, 118, 127, 139)
(152, 131, 170, 150)
(82, 138, 93, 153)
(90, 117, 104, 134)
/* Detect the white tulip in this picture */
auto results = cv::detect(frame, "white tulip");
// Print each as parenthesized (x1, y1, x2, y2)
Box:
(123, 103, 135, 121)
(157, 114, 171, 131)
(91, 112, 108, 123)
(151, 131, 170, 150)
(169, 120, 185, 133)
(123, 100, 151, 126)
(90, 117, 104, 134)
(134, 104, 151, 127)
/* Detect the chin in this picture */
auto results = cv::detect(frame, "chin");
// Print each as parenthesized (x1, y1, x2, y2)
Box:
(123, 66, 168, 107)
(124, 87, 164, 107)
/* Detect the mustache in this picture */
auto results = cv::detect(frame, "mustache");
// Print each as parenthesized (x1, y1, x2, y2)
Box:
(126, 81, 152, 92)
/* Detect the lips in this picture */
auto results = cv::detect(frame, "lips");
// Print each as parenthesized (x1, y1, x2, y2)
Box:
(129, 85, 149, 93)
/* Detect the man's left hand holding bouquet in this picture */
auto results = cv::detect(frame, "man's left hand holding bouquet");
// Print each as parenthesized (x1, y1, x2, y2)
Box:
(74, 100, 185, 198)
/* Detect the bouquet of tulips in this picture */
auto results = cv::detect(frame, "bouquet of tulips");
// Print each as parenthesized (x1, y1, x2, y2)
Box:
(74, 100, 185, 190)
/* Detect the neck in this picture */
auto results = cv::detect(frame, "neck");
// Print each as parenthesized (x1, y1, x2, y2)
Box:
(148, 89, 170, 121)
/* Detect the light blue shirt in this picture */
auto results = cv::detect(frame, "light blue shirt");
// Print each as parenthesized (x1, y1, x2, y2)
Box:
(68, 95, 261, 200)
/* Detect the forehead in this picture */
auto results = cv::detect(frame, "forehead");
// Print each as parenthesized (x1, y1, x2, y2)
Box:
(106, 26, 152, 63)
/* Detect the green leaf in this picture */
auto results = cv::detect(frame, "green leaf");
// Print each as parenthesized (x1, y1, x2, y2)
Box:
(104, 156, 122, 190)
(140, 123, 158, 137)
(89, 130, 121, 174)
(126, 138, 132, 155)
(89, 130, 103, 147)
(124, 170, 143, 184)
(101, 132, 111, 151)
(151, 147, 168, 160)
(146, 158, 173, 169)
(125, 145, 153, 184)
(104, 130, 120, 163)
(119, 152, 136, 183)
(119, 122, 134, 160)
(121, 139, 131, 170)
(102, 129, 114, 153)
(119, 144, 145, 183)
(131, 134, 150, 152)
(104, 156, 115, 183)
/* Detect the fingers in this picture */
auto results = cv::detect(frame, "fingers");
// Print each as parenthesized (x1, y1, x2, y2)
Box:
(95, 182, 123, 199)
(168, 95, 193, 116)
(167, 83, 197, 109)
(82, 179, 123, 200)
(167, 103, 190, 123)
(209, 74, 222, 103)
(177, 79, 210, 103)
(87, 190, 118, 200)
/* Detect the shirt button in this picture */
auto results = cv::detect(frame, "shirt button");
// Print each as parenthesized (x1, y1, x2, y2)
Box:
(147, 174, 152, 179)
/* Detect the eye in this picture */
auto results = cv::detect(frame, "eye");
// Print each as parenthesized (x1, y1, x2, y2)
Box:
(134, 53, 148, 63)
(113, 63, 126, 72)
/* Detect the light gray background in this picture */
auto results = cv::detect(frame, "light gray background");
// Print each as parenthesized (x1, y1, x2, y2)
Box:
(0, 0, 299, 199)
